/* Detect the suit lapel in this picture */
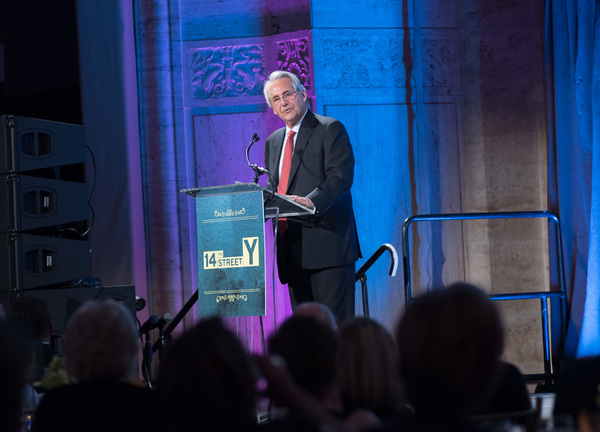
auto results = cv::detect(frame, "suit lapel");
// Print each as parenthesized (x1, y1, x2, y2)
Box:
(271, 128, 286, 186)
(287, 110, 316, 190)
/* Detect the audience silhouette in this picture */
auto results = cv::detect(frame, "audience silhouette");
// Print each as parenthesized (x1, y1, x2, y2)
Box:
(338, 317, 409, 421)
(9, 295, 55, 384)
(294, 301, 339, 331)
(156, 317, 259, 432)
(393, 282, 508, 431)
(22, 282, 586, 432)
(0, 320, 28, 432)
(266, 314, 342, 430)
(32, 299, 165, 432)
(259, 312, 381, 432)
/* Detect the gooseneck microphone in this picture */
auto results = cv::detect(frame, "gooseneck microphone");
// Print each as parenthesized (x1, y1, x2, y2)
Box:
(246, 133, 271, 184)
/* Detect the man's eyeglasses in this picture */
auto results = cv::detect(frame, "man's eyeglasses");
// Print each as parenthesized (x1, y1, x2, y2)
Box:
(271, 90, 298, 106)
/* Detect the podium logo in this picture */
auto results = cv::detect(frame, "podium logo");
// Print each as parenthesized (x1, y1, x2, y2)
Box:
(203, 237, 259, 269)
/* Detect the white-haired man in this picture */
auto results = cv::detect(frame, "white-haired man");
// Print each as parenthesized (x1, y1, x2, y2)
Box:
(263, 70, 361, 321)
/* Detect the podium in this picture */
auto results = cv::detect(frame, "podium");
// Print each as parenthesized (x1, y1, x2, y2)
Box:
(181, 182, 315, 318)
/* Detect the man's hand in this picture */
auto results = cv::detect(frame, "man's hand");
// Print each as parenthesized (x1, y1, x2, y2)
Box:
(288, 195, 314, 209)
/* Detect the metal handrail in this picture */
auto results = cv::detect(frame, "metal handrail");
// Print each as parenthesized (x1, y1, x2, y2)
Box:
(402, 210, 567, 305)
(355, 243, 398, 317)
(401, 210, 569, 385)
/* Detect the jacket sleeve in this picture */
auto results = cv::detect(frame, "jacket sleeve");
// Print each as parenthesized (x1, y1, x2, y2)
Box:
(305, 120, 355, 215)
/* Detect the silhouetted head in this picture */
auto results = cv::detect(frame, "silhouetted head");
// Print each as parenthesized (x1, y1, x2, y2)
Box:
(157, 318, 258, 431)
(338, 317, 404, 416)
(294, 301, 339, 331)
(396, 282, 504, 421)
(65, 299, 138, 382)
(268, 314, 339, 399)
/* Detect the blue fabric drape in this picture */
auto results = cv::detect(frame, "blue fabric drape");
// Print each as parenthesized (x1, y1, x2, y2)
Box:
(546, 0, 600, 357)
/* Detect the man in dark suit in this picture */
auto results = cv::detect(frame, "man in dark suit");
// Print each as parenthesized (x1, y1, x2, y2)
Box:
(263, 70, 361, 321)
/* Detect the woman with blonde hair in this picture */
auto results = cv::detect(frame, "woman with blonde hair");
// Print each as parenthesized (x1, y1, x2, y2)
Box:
(338, 317, 408, 420)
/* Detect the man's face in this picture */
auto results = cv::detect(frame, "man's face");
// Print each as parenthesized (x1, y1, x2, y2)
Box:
(269, 77, 308, 128)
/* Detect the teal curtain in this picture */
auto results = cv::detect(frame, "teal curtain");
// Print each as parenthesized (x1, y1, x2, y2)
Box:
(546, 0, 600, 357)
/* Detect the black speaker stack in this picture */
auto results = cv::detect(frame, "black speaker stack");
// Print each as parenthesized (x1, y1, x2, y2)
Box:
(0, 115, 92, 309)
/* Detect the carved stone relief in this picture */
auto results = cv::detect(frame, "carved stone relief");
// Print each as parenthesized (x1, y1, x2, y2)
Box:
(190, 44, 266, 99)
(276, 37, 311, 90)
(317, 31, 458, 93)
(319, 35, 406, 88)
(421, 34, 458, 89)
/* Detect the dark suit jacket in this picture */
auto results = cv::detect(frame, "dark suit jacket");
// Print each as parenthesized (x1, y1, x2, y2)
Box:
(265, 109, 360, 281)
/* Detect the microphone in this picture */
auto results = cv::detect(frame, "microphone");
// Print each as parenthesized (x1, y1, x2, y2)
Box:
(155, 313, 173, 331)
(246, 133, 271, 183)
(245, 133, 259, 166)
(138, 314, 158, 338)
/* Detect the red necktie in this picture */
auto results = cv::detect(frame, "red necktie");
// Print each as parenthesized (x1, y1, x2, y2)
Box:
(277, 130, 295, 235)
(278, 130, 295, 195)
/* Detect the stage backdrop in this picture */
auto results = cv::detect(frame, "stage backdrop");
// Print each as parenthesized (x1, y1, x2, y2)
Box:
(128, 0, 554, 377)
(77, 0, 596, 378)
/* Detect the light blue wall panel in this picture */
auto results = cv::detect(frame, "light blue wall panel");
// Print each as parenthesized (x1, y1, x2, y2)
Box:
(311, 2, 417, 326)
(325, 103, 413, 325)
(311, 0, 412, 28)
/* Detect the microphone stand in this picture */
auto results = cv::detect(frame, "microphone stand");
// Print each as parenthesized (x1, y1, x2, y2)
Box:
(152, 291, 198, 354)
(142, 329, 153, 388)
(157, 314, 173, 360)
(158, 327, 166, 360)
